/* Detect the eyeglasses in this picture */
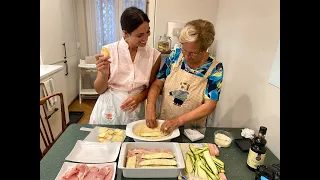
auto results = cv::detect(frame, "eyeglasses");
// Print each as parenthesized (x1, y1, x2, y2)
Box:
(181, 48, 202, 58)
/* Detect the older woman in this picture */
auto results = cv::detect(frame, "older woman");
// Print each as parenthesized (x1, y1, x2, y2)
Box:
(145, 19, 224, 133)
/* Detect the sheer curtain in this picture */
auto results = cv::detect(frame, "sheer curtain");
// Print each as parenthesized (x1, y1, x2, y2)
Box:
(85, 0, 147, 56)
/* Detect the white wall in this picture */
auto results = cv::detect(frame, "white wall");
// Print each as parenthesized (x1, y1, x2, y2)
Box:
(72, 0, 280, 158)
(146, 0, 156, 48)
(213, 0, 280, 159)
(75, 0, 219, 56)
(152, 0, 219, 52)
(40, 49, 43, 65)
(75, 0, 88, 60)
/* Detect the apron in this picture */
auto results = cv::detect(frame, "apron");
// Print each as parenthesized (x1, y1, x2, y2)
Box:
(89, 88, 145, 125)
(159, 53, 218, 128)
(89, 41, 145, 125)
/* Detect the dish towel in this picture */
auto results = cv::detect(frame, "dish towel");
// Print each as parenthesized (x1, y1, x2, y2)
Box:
(41, 78, 57, 112)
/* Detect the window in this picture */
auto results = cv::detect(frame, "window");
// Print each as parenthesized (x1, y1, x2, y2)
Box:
(86, 0, 147, 55)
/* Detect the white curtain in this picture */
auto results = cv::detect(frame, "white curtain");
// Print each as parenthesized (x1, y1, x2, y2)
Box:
(85, 0, 147, 56)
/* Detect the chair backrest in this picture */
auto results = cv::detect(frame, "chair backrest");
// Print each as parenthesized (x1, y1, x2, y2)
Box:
(40, 92, 67, 160)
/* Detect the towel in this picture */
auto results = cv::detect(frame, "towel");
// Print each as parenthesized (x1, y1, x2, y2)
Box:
(41, 78, 57, 112)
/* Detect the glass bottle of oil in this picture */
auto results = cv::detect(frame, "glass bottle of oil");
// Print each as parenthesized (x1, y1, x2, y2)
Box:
(247, 126, 267, 171)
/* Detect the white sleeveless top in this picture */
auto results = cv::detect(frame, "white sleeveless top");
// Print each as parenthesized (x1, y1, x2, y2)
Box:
(103, 38, 161, 92)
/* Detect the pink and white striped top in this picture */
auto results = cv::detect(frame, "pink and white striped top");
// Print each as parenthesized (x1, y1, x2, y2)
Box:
(104, 38, 160, 92)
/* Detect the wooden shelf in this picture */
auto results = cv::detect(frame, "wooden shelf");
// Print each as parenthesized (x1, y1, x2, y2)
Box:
(80, 89, 98, 95)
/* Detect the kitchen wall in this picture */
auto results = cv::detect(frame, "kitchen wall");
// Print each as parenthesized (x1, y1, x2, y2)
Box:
(213, 0, 280, 159)
(75, 0, 88, 60)
(150, 0, 219, 54)
(75, 0, 219, 59)
(72, 0, 280, 159)
(40, 49, 43, 65)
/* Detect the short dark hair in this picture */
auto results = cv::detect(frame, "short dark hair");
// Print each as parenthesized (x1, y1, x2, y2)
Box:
(120, 6, 150, 34)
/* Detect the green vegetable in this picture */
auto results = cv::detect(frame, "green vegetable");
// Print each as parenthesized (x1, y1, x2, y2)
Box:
(142, 153, 174, 159)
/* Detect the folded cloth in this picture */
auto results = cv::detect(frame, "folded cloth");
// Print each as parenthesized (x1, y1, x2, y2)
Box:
(241, 128, 255, 139)
(41, 78, 57, 112)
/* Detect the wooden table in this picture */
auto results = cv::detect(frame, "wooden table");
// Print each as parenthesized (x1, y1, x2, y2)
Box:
(40, 124, 279, 180)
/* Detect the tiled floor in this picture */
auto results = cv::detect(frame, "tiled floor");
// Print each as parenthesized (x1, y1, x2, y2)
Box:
(68, 98, 97, 124)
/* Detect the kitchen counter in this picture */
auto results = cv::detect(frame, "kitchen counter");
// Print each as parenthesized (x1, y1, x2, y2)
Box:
(40, 124, 280, 180)
(40, 65, 63, 80)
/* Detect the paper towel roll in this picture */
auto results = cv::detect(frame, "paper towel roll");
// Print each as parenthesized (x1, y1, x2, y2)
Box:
(166, 22, 185, 49)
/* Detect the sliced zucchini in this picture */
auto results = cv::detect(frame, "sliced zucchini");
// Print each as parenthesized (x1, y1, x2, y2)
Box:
(140, 165, 176, 168)
(142, 153, 174, 159)
(126, 156, 137, 168)
(139, 159, 177, 166)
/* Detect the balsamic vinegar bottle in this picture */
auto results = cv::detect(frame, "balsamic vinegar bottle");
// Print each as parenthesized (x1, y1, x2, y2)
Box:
(247, 126, 267, 171)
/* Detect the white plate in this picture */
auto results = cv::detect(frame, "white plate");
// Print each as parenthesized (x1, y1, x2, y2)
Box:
(55, 162, 116, 180)
(83, 126, 126, 143)
(125, 120, 180, 142)
(65, 140, 121, 163)
(118, 142, 185, 178)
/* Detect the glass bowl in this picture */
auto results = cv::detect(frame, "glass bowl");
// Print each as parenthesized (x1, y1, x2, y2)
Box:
(214, 130, 234, 147)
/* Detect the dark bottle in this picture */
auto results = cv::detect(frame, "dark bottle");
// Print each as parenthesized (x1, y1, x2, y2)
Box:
(247, 126, 267, 171)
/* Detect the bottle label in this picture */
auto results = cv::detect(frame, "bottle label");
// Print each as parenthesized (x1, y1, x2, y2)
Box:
(247, 149, 265, 169)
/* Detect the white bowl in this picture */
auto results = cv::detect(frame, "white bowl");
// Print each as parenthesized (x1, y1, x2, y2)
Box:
(125, 119, 180, 142)
(118, 142, 185, 178)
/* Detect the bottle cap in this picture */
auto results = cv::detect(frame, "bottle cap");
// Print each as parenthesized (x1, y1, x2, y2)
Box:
(259, 126, 267, 135)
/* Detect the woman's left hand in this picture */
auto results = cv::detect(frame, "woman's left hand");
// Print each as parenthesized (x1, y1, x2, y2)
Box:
(160, 118, 182, 134)
(120, 94, 142, 113)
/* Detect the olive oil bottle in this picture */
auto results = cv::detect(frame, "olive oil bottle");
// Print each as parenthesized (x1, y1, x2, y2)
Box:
(247, 126, 267, 171)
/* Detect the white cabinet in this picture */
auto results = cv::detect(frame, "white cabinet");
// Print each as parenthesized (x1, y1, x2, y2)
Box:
(60, 0, 77, 58)
(40, 0, 79, 106)
(40, 0, 64, 65)
(66, 55, 79, 105)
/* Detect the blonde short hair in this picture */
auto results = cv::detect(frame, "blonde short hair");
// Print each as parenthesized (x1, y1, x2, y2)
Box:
(179, 19, 215, 51)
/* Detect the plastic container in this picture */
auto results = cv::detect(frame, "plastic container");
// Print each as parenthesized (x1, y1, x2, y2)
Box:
(214, 130, 234, 148)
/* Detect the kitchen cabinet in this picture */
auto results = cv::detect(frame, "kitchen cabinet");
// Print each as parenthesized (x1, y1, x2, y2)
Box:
(40, 65, 70, 152)
(40, 0, 64, 65)
(40, 0, 79, 106)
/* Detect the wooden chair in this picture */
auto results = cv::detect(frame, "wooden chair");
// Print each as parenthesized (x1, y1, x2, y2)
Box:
(40, 92, 67, 160)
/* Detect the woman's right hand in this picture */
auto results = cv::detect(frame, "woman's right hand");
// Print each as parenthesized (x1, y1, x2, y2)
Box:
(95, 54, 111, 76)
(145, 103, 157, 128)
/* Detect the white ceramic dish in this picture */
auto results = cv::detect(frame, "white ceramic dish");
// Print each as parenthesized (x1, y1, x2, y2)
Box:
(118, 142, 185, 178)
(55, 162, 116, 180)
(65, 140, 121, 163)
(125, 119, 180, 142)
(83, 126, 126, 143)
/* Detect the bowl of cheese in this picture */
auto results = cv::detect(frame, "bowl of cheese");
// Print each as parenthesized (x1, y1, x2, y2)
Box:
(214, 130, 234, 148)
